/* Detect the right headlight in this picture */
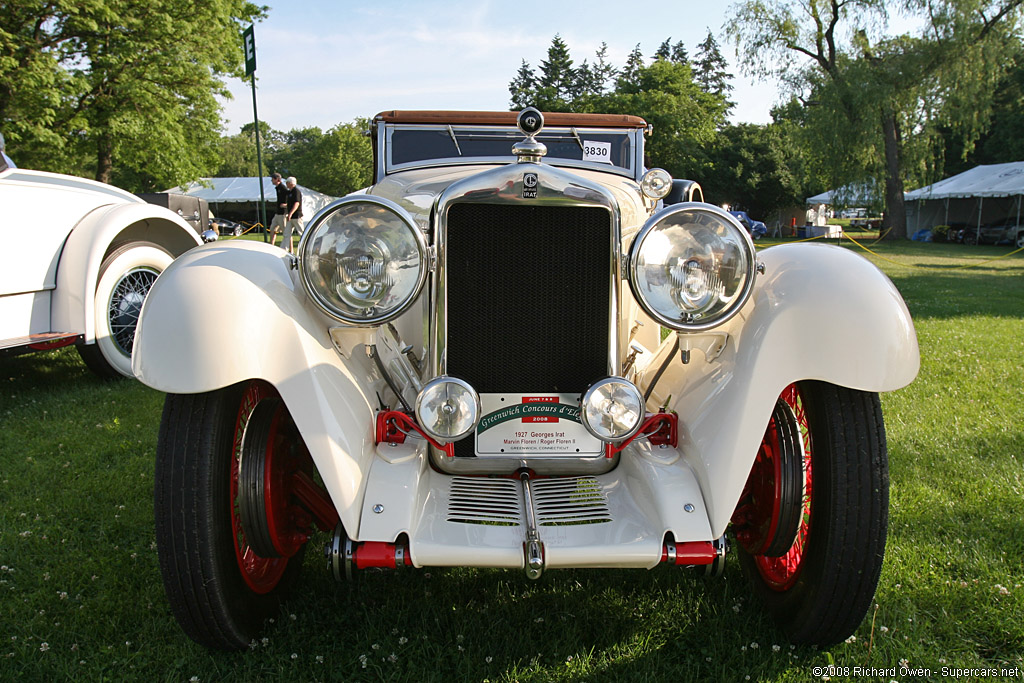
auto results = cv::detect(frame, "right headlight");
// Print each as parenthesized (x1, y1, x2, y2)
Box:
(298, 196, 428, 325)
(628, 203, 756, 331)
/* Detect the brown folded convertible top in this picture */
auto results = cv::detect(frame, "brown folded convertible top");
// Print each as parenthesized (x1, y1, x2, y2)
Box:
(375, 110, 648, 128)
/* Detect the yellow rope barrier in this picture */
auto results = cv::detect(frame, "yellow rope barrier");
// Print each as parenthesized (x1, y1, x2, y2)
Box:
(840, 232, 1024, 269)
(757, 229, 1024, 270)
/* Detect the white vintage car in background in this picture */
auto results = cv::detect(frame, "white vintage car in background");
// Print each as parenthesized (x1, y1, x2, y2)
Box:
(0, 168, 201, 377)
(134, 108, 919, 650)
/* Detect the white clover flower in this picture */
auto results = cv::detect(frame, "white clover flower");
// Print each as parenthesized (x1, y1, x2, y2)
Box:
(880, 626, 889, 633)
(845, 635, 856, 643)
(40, 642, 49, 652)
(290, 653, 297, 660)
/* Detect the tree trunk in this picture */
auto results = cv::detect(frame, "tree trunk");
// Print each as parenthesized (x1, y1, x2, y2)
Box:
(881, 110, 905, 241)
(96, 132, 113, 185)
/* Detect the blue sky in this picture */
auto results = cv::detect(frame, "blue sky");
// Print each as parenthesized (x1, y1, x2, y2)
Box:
(221, 0, 783, 134)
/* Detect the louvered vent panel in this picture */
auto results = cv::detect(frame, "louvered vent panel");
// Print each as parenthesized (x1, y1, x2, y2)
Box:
(531, 477, 612, 526)
(446, 477, 522, 526)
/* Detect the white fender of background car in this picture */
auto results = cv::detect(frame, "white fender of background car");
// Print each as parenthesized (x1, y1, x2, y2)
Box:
(638, 242, 920, 535)
(133, 240, 380, 536)
(51, 201, 201, 342)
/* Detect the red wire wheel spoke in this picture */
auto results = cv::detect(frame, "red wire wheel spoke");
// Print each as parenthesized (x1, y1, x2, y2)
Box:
(229, 381, 290, 594)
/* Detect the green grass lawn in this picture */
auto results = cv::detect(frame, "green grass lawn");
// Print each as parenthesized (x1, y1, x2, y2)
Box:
(1, 241, 1022, 681)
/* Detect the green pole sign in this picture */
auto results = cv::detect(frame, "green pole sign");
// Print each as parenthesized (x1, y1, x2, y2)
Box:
(241, 24, 267, 238)
(243, 25, 256, 77)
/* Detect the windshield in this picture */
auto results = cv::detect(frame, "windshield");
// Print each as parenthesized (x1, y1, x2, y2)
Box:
(386, 125, 636, 176)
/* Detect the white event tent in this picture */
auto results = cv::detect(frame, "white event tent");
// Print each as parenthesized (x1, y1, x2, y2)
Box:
(904, 162, 1024, 236)
(166, 177, 337, 226)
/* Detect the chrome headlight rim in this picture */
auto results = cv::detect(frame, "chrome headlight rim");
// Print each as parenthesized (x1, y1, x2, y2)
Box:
(580, 377, 645, 443)
(628, 202, 757, 332)
(298, 195, 429, 327)
(414, 376, 481, 443)
(640, 167, 673, 200)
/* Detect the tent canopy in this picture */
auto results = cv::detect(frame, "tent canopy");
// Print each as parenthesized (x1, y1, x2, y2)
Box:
(166, 177, 337, 223)
(904, 161, 1024, 200)
(805, 183, 878, 206)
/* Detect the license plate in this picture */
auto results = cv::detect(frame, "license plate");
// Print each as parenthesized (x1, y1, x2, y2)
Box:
(475, 393, 603, 456)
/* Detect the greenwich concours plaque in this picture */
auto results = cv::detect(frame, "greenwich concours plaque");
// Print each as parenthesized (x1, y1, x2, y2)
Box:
(475, 393, 603, 456)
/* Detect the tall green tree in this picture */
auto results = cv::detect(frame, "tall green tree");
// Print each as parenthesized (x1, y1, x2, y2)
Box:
(303, 120, 372, 197)
(655, 38, 690, 65)
(617, 44, 645, 89)
(535, 34, 576, 110)
(693, 29, 734, 113)
(509, 60, 537, 110)
(727, 0, 1023, 238)
(701, 122, 803, 217)
(0, 0, 264, 191)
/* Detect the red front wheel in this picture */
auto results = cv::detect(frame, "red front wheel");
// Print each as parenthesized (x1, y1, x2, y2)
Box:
(155, 380, 322, 650)
(732, 381, 889, 646)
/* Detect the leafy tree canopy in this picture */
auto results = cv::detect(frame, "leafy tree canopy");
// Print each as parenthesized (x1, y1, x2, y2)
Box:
(0, 0, 265, 191)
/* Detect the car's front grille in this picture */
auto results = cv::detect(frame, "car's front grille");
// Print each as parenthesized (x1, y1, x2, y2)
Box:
(444, 202, 612, 456)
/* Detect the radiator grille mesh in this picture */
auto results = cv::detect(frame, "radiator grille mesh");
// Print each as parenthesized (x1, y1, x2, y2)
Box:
(444, 203, 611, 394)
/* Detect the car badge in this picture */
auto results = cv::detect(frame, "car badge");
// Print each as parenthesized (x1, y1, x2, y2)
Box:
(523, 172, 538, 199)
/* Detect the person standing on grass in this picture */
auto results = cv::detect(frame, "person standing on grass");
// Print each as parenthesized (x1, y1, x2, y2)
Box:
(268, 172, 288, 247)
(282, 176, 303, 255)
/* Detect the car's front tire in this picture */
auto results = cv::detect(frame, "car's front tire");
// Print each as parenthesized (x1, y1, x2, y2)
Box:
(732, 381, 889, 646)
(154, 381, 311, 650)
(78, 241, 172, 379)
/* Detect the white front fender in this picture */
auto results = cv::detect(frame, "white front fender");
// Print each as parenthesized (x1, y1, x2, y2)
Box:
(133, 241, 378, 537)
(640, 243, 919, 536)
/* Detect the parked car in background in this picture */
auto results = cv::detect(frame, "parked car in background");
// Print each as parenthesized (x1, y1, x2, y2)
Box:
(0, 167, 202, 378)
(135, 108, 919, 651)
(728, 210, 768, 240)
(210, 217, 246, 237)
(960, 218, 1023, 245)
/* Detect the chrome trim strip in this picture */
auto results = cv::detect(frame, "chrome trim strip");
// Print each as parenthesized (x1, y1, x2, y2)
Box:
(520, 470, 545, 580)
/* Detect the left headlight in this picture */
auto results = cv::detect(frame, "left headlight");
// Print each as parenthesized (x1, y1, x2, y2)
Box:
(628, 203, 756, 331)
(298, 196, 428, 325)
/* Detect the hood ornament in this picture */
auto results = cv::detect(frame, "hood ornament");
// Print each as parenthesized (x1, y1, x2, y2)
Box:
(512, 107, 547, 163)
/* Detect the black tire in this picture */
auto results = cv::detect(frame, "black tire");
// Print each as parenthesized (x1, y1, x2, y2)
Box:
(733, 381, 889, 646)
(154, 380, 308, 650)
(78, 241, 172, 379)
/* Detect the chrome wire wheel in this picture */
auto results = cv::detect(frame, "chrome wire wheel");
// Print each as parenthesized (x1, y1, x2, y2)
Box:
(107, 266, 159, 355)
(78, 241, 172, 379)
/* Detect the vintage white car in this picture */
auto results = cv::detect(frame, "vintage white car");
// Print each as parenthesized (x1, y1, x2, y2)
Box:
(134, 108, 919, 650)
(0, 168, 202, 377)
